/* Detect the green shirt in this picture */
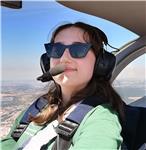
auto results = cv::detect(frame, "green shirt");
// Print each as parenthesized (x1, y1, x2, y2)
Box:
(0, 104, 123, 150)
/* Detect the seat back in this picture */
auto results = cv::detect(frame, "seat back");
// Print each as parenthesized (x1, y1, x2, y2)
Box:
(121, 105, 146, 150)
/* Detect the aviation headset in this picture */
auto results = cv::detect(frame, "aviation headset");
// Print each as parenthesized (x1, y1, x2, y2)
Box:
(38, 24, 116, 82)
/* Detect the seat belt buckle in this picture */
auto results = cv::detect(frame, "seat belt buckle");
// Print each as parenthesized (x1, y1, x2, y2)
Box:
(11, 123, 28, 141)
(55, 120, 78, 139)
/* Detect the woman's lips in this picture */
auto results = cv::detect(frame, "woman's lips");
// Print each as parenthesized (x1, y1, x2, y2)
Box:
(64, 67, 77, 72)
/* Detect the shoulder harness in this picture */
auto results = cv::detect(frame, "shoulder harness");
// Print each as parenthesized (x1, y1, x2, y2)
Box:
(11, 96, 146, 150)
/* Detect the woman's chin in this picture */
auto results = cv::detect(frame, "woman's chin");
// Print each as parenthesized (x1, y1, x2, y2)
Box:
(60, 75, 73, 84)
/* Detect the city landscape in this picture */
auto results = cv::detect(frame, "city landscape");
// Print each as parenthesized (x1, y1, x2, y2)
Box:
(0, 80, 48, 138)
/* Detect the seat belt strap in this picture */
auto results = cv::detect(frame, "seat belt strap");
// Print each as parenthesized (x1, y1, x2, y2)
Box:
(66, 95, 104, 124)
(52, 95, 105, 150)
(55, 120, 78, 139)
(51, 120, 79, 150)
(11, 96, 49, 141)
(21, 96, 48, 124)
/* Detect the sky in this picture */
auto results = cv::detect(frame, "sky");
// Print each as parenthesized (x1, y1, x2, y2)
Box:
(1, 1, 141, 81)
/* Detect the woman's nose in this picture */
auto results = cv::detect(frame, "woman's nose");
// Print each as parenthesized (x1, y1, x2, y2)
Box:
(60, 49, 72, 63)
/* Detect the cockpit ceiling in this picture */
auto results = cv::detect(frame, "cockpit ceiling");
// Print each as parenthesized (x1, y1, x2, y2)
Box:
(1, 1, 22, 9)
(59, 1, 146, 36)
(1, 1, 145, 36)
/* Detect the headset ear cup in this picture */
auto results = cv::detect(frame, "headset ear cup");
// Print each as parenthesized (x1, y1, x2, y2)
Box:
(40, 53, 50, 74)
(94, 50, 116, 80)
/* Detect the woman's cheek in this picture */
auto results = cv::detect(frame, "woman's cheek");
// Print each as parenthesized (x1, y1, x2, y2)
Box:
(50, 58, 59, 68)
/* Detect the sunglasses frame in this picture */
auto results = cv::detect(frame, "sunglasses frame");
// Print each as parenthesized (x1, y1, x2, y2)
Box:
(44, 42, 92, 58)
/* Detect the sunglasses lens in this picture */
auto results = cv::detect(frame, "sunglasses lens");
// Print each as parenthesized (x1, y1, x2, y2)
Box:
(52, 43, 65, 58)
(45, 43, 65, 58)
(44, 43, 53, 57)
(70, 43, 91, 58)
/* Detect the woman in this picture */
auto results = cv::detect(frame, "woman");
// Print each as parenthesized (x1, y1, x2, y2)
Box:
(1, 22, 124, 150)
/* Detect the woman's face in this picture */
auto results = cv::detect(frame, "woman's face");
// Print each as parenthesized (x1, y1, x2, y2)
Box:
(50, 27, 96, 93)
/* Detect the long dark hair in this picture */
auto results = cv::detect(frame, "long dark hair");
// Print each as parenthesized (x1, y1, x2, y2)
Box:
(30, 22, 124, 125)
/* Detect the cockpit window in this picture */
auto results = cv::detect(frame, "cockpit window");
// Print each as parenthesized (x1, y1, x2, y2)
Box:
(113, 54, 146, 107)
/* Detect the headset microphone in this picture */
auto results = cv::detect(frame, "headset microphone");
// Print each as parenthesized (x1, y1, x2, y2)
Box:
(37, 64, 65, 82)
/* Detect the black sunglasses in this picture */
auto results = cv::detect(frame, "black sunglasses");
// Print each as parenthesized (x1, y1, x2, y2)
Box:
(44, 42, 92, 58)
